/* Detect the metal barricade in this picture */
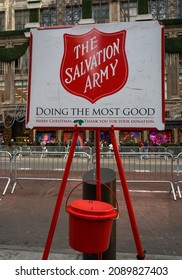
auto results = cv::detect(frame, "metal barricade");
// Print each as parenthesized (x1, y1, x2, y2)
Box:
(167, 146, 182, 157)
(92, 151, 177, 200)
(0, 151, 13, 195)
(120, 146, 140, 153)
(1, 146, 181, 200)
(140, 146, 166, 157)
(68, 145, 92, 156)
(175, 152, 182, 198)
(12, 150, 90, 193)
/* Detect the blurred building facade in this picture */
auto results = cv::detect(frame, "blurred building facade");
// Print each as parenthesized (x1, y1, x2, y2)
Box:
(0, 0, 182, 145)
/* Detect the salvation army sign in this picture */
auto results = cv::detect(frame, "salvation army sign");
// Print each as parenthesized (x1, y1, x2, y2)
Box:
(27, 21, 165, 130)
(60, 28, 128, 103)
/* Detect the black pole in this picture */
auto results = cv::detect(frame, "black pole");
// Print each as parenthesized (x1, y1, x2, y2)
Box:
(82, 168, 117, 260)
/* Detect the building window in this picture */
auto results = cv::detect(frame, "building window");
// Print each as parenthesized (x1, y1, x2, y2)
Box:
(148, 0, 167, 20)
(14, 80, 28, 104)
(15, 10, 29, 30)
(149, 130, 172, 144)
(165, 110, 170, 119)
(179, 53, 182, 67)
(14, 48, 29, 75)
(120, 1, 137, 22)
(92, 2, 109, 23)
(177, 0, 182, 18)
(149, 0, 182, 19)
(179, 73, 182, 96)
(40, 3, 57, 27)
(0, 81, 5, 103)
(0, 61, 5, 76)
(120, 131, 141, 144)
(65, 1, 81, 25)
(0, 11, 5, 30)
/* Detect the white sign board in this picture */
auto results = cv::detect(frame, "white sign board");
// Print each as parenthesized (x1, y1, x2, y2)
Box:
(27, 21, 165, 130)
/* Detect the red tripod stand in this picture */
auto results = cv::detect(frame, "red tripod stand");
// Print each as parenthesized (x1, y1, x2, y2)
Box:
(42, 125, 145, 260)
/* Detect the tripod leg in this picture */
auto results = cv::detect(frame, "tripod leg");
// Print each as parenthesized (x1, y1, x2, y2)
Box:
(42, 127, 79, 260)
(96, 129, 102, 260)
(109, 127, 145, 260)
(96, 129, 101, 201)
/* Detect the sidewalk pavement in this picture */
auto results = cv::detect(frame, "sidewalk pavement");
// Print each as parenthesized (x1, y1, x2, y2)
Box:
(1, 179, 182, 260)
(1, 245, 182, 260)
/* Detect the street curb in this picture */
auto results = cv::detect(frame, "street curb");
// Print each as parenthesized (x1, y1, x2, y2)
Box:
(0, 246, 181, 260)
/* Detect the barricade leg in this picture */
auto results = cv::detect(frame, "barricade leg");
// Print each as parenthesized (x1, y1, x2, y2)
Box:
(176, 184, 181, 198)
(2, 178, 11, 195)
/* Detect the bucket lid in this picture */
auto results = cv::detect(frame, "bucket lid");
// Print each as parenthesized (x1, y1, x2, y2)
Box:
(66, 200, 117, 220)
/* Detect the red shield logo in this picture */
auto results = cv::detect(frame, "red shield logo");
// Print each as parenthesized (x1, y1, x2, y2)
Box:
(60, 28, 128, 103)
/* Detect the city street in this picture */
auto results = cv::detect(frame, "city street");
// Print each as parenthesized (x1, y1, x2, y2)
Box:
(0, 176, 182, 260)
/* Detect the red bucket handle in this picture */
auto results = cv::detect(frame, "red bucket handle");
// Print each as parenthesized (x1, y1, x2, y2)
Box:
(65, 179, 119, 218)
